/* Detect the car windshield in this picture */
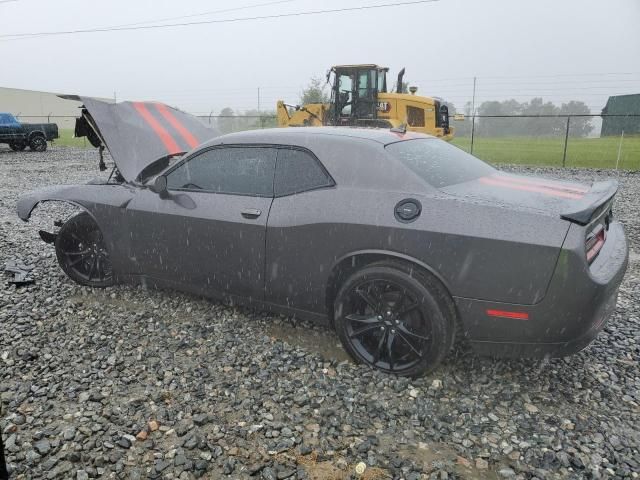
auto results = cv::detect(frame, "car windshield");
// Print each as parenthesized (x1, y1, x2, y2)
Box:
(386, 138, 495, 188)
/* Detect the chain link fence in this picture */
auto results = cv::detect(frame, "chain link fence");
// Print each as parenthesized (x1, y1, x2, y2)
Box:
(451, 114, 640, 171)
(12, 113, 640, 171)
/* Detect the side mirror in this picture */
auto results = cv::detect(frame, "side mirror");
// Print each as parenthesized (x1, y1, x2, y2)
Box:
(151, 175, 168, 196)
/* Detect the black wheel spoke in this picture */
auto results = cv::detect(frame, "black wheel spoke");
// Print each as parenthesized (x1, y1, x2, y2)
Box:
(396, 331, 424, 358)
(70, 232, 83, 243)
(394, 289, 406, 314)
(356, 288, 379, 312)
(349, 324, 381, 339)
(398, 323, 430, 341)
(87, 256, 98, 280)
(398, 301, 420, 318)
(386, 329, 396, 370)
(345, 314, 379, 325)
(96, 256, 104, 279)
(372, 330, 387, 365)
(68, 256, 85, 267)
(396, 350, 413, 362)
(370, 282, 390, 311)
(63, 249, 91, 257)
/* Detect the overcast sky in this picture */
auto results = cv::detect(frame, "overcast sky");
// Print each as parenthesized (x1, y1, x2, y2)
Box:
(1, 0, 639, 114)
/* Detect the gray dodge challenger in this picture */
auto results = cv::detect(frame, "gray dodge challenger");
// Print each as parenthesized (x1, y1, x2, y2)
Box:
(17, 98, 629, 377)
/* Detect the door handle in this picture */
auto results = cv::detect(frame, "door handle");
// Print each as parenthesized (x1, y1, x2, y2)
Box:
(241, 208, 262, 219)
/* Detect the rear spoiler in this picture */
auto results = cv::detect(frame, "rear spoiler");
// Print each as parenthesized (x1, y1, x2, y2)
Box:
(560, 180, 618, 225)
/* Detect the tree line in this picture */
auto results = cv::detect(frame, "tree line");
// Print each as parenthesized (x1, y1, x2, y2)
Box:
(447, 98, 594, 137)
(212, 77, 596, 137)
(212, 107, 277, 134)
(212, 78, 327, 134)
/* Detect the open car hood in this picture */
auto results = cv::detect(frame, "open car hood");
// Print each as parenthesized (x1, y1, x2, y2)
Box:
(61, 95, 218, 182)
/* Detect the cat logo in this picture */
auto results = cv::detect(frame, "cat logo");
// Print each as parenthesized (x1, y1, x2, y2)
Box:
(377, 102, 391, 113)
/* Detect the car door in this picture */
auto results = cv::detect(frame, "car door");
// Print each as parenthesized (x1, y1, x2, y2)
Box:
(126, 145, 276, 301)
(265, 147, 336, 312)
(0, 114, 17, 141)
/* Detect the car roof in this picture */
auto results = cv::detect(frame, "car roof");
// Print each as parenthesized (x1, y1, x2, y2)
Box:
(193, 127, 435, 194)
(202, 127, 435, 148)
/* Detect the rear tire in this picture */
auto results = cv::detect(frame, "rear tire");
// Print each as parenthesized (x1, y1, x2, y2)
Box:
(29, 134, 47, 152)
(9, 141, 27, 151)
(334, 261, 455, 377)
(55, 212, 113, 288)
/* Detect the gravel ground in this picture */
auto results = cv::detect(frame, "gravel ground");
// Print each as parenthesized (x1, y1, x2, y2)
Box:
(1, 145, 638, 480)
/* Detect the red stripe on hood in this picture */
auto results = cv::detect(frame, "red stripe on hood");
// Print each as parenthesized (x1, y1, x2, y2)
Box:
(479, 176, 584, 200)
(132, 102, 180, 154)
(154, 103, 199, 149)
(493, 174, 589, 194)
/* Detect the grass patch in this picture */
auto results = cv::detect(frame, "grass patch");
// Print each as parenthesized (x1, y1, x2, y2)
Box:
(53, 128, 90, 148)
(451, 135, 640, 170)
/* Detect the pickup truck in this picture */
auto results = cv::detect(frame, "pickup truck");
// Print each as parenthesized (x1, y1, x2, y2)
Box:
(0, 113, 59, 152)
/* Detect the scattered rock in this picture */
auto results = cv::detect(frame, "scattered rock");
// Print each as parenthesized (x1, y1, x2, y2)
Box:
(304, 423, 320, 433)
(155, 460, 171, 473)
(499, 467, 516, 478)
(34, 439, 51, 455)
(0, 151, 638, 480)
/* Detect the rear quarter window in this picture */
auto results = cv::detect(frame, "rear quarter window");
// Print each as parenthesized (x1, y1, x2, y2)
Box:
(274, 148, 333, 197)
(386, 138, 494, 188)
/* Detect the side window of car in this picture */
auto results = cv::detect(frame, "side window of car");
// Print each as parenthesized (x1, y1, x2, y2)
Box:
(274, 148, 333, 197)
(166, 147, 276, 196)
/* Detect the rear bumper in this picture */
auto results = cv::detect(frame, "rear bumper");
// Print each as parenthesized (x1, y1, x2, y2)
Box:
(455, 221, 628, 358)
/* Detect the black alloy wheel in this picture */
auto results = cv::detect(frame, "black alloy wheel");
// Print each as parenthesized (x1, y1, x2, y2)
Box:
(55, 213, 113, 287)
(29, 135, 47, 152)
(334, 261, 454, 377)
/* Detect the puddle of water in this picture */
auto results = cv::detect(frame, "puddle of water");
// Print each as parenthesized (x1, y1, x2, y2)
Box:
(264, 322, 353, 364)
(69, 291, 353, 363)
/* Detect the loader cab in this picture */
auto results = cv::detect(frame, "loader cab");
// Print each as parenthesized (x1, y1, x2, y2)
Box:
(327, 64, 389, 127)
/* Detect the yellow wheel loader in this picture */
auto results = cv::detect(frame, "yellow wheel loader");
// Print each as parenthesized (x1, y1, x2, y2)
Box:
(277, 64, 454, 140)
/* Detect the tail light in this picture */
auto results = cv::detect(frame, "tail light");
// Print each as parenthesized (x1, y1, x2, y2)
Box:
(586, 225, 606, 264)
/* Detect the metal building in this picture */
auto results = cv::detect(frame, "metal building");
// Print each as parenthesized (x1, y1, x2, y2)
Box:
(601, 94, 640, 136)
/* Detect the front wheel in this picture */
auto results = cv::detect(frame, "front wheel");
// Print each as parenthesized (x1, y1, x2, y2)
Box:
(55, 212, 113, 287)
(29, 135, 47, 151)
(334, 261, 455, 377)
(9, 141, 27, 151)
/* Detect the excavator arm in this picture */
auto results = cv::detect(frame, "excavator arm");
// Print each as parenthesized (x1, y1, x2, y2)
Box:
(276, 101, 326, 127)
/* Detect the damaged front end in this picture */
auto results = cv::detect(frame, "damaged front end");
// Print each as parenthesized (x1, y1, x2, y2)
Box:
(16, 95, 219, 286)
(18, 95, 219, 226)
(59, 95, 218, 183)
